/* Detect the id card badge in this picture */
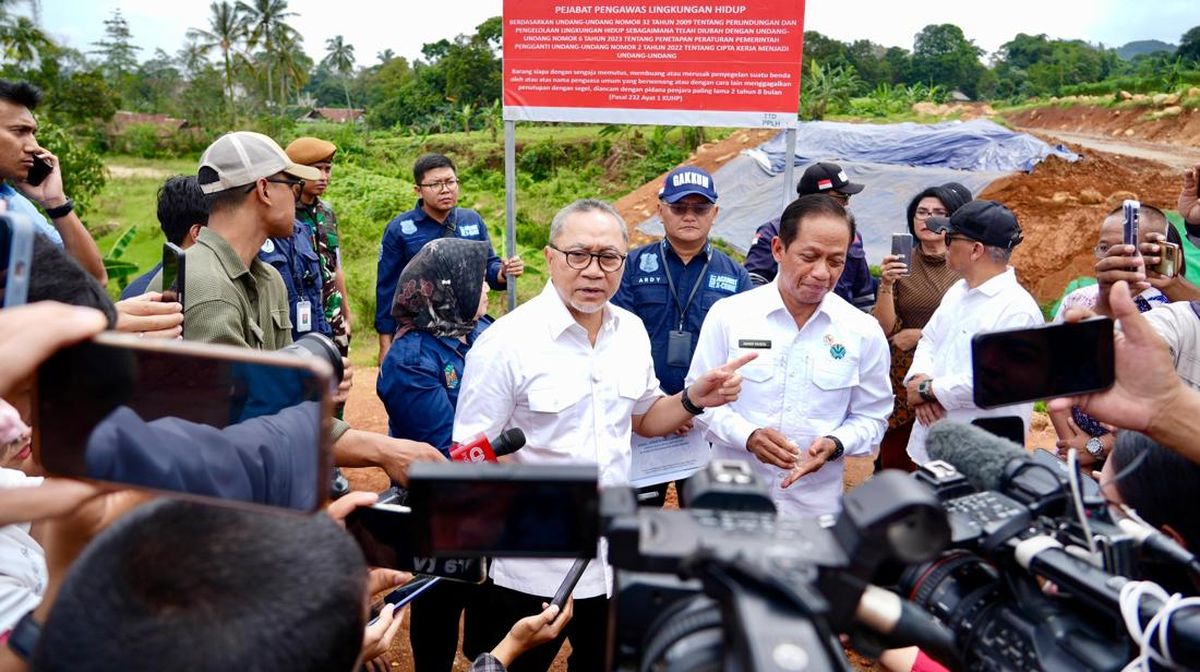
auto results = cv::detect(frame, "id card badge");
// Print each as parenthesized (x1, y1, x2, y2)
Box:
(667, 330, 694, 367)
(296, 300, 313, 333)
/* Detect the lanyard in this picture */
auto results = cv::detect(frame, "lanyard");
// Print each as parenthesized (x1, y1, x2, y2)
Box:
(439, 207, 458, 238)
(659, 240, 710, 331)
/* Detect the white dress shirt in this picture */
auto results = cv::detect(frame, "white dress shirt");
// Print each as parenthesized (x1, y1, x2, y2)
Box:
(904, 267, 1044, 464)
(454, 282, 663, 599)
(0, 469, 46, 634)
(686, 282, 892, 518)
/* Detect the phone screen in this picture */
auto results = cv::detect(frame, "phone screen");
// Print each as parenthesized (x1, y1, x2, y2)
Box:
(972, 318, 1114, 409)
(407, 463, 600, 558)
(34, 334, 331, 511)
(971, 416, 1025, 445)
(161, 242, 184, 304)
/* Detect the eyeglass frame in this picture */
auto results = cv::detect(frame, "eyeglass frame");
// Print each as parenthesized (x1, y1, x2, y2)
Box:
(660, 200, 716, 217)
(417, 178, 461, 192)
(547, 244, 627, 273)
(260, 176, 306, 198)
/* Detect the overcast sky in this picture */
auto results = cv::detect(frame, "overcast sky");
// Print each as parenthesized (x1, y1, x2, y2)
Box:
(34, 0, 1198, 68)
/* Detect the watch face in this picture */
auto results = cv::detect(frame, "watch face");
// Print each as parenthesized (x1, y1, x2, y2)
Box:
(1086, 437, 1103, 457)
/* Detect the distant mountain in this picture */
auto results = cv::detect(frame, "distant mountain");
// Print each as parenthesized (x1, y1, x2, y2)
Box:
(1117, 39, 1177, 60)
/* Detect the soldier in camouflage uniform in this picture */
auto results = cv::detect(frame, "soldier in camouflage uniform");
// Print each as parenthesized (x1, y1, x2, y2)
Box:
(285, 137, 352, 357)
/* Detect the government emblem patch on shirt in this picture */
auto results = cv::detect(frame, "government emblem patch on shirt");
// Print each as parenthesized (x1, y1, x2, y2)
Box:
(444, 363, 459, 390)
(400, 219, 417, 235)
(260, 239, 275, 254)
(639, 254, 660, 273)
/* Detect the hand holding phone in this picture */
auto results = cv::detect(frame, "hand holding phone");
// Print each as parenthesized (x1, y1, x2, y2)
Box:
(25, 154, 52, 188)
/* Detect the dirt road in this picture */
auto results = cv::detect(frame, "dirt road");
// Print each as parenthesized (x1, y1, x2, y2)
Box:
(1017, 127, 1200, 171)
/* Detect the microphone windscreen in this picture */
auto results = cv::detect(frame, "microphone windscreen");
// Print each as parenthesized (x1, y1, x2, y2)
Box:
(494, 428, 526, 456)
(925, 421, 1027, 492)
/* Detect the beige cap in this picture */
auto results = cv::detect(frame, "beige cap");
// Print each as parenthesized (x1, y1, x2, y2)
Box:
(198, 131, 321, 195)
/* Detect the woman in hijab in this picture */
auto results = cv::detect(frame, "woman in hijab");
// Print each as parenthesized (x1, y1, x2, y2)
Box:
(374, 237, 492, 672)
(377, 237, 492, 452)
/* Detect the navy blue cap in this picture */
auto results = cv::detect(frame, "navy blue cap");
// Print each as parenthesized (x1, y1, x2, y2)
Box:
(659, 166, 718, 203)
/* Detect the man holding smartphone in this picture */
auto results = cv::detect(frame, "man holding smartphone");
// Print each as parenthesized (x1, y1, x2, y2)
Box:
(0, 80, 105, 285)
(903, 200, 1043, 465)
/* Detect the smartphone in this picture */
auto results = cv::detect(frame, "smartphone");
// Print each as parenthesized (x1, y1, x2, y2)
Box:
(1122, 200, 1140, 250)
(25, 155, 52, 187)
(891, 233, 913, 276)
(343, 503, 489, 582)
(972, 317, 1114, 409)
(34, 332, 334, 512)
(551, 558, 589, 612)
(368, 576, 441, 624)
(407, 462, 601, 559)
(1150, 241, 1180, 278)
(161, 242, 186, 306)
(1, 212, 34, 308)
(971, 416, 1025, 446)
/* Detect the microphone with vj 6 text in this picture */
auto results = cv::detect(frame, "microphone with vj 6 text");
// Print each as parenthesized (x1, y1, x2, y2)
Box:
(890, 421, 1200, 671)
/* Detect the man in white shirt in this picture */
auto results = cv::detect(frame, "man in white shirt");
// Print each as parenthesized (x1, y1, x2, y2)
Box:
(453, 198, 752, 672)
(687, 194, 893, 518)
(904, 200, 1044, 464)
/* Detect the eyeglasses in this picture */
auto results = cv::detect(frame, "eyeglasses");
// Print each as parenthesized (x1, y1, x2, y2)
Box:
(418, 179, 460, 192)
(827, 191, 851, 204)
(548, 244, 626, 273)
(264, 177, 305, 198)
(915, 208, 948, 219)
(944, 233, 977, 246)
(662, 201, 715, 217)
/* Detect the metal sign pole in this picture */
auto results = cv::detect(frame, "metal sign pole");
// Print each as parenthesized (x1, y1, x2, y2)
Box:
(504, 119, 517, 311)
(782, 127, 797, 208)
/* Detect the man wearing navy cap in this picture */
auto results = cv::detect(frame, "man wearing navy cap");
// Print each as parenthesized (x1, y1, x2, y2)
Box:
(744, 162, 876, 310)
(613, 166, 751, 506)
(903, 200, 1043, 464)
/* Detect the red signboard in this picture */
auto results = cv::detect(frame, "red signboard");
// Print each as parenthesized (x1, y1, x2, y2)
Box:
(503, 1, 805, 128)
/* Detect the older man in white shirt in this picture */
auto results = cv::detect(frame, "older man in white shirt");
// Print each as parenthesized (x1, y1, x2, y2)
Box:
(904, 200, 1044, 465)
(688, 194, 893, 519)
(453, 198, 752, 672)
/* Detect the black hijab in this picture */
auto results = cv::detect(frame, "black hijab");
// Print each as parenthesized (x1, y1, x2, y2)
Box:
(390, 238, 489, 340)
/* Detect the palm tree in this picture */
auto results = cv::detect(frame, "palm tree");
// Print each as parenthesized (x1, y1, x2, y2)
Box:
(187, 1, 244, 121)
(0, 15, 52, 67)
(272, 25, 307, 106)
(322, 35, 356, 110)
(237, 0, 295, 109)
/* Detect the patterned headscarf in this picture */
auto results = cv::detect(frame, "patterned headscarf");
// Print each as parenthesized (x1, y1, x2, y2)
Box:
(390, 238, 489, 340)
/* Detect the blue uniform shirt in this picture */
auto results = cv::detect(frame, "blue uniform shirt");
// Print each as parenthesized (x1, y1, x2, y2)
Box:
(612, 241, 752, 394)
(257, 221, 331, 341)
(376, 317, 492, 455)
(0, 182, 61, 245)
(121, 261, 163, 300)
(375, 202, 504, 336)
(744, 218, 877, 308)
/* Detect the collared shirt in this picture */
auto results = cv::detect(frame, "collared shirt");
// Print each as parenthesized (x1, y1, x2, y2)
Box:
(179, 228, 294, 350)
(686, 283, 893, 518)
(612, 240, 752, 394)
(377, 318, 491, 453)
(1142, 301, 1200, 391)
(375, 201, 504, 335)
(904, 267, 1044, 464)
(744, 218, 876, 308)
(0, 183, 60, 245)
(257, 221, 332, 341)
(0, 468, 45, 635)
(453, 282, 663, 599)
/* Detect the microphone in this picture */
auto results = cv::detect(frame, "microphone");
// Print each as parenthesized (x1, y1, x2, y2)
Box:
(449, 428, 526, 463)
(854, 583, 961, 670)
(925, 421, 1065, 514)
(1116, 517, 1200, 575)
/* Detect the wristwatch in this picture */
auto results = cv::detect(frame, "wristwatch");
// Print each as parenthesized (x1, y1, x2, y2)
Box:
(917, 379, 937, 403)
(1085, 436, 1105, 459)
(822, 435, 845, 461)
